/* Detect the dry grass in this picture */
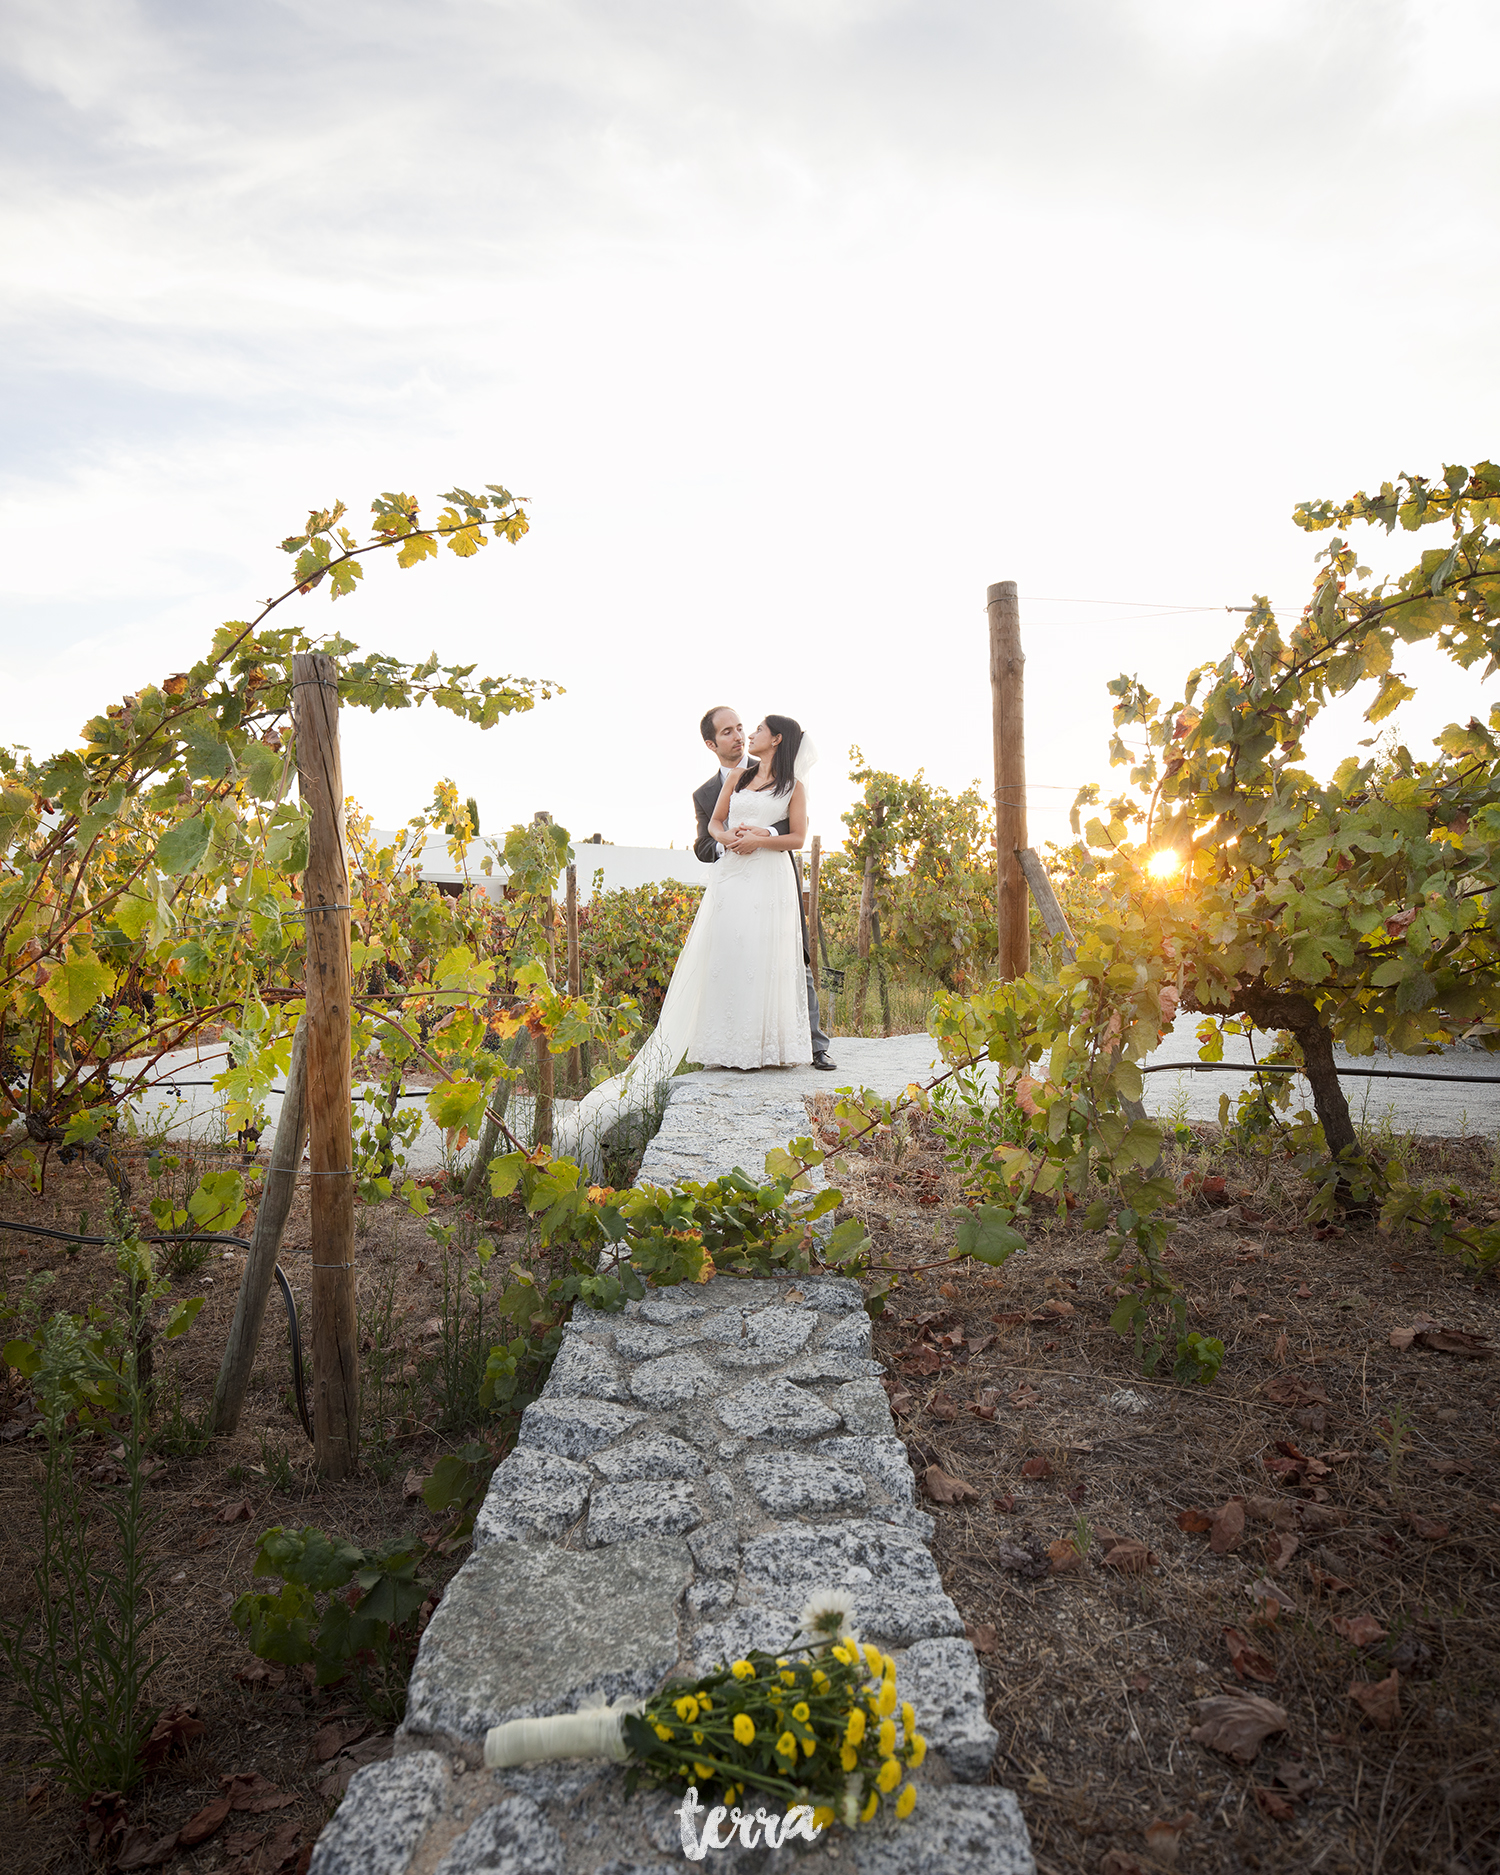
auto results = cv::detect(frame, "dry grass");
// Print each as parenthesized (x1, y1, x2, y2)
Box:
(822, 1103, 1500, 1875)
(0, 1144, 524, 1875)
(4, 1114, 1498, 1874)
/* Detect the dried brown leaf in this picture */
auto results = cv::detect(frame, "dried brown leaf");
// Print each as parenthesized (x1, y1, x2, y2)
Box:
(1047, 1537, 1084, 1574)
(1263, 1374, 1330, 1407)
(1223, 1626, 1277, 1683)
(1331, 1613, 1388, 1648)
(178, 1796, 233, 1848)
(1190, 1692, 1288, 1763)
(312, 1719, 369, 1764)
(1266, 1531, 1299, 1573)
(115, 1825, 180, 1870)
(1416, 1327, 1491, 1358)
(139, 1702, 205, 1768)
(1100, 1537, 1156, 1573)
(964, 1621, 997, 1653)
(1209, 1498, 1246, 1555)
(1099, 1853, 1147, 1875)
(1176, 1508, 1213, 1534)
(921, 1464, 978, 1504)
(219, 1499, 253, 1524)
(1020, 1455, 1053, 1480)
(1142, 1812, 1195, 1864)
(1243, 1494, 1298, 1529)
(1348, 1669, 1401, 1730)
(1274, 1758, 1318, 1799)
(1246, 1577, 1297, 1621)
(1297, 1503, 1349, 1534)
(1252, 1786, 1295, 1822)
(1407, 1513, 1449, 1541)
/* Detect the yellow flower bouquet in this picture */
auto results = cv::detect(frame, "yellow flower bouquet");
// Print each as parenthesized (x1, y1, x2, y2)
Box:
(484, 1593, 925, 1834)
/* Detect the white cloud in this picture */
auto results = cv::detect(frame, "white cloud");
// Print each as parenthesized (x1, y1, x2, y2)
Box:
(1, 0, 1496, 855)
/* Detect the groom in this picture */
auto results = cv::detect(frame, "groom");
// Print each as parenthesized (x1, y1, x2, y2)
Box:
(693, 706, 837, 1071)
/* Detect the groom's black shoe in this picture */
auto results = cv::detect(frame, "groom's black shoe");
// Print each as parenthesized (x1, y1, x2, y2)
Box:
(812, 1051, 838, 1071)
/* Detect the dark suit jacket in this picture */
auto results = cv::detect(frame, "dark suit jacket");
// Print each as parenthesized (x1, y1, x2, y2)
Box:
(692, 762, 810, 965)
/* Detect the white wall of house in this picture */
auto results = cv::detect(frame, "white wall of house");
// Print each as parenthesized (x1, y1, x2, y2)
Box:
(372, 834, 717, 902)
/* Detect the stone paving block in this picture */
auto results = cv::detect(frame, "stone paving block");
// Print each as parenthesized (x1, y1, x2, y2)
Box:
(815, 1434, 917, 1504)
(517, 1397, 644, 1459)
(546, 1337, 631, 1402)
(781, 1352, 880, 1384)
(473, 1447, 592, 1546)
(586, 1481, 703, 1546)
(850, 1785, 1035, 1874)
(306, 1750, 448, 1875)
(739, 1520, 964, 1645)
(629, 1350, 722, 1408)
(744, 1451, 868, 1514)
(401, 1538, 691, 1750)
(799, 1277, 865, 1312)
(590, 1433, 705, 1482)
(431, 1796, 565, 1875)
(611, 1319, 693, 1362)
(876, 1505, 937, 1540)
(699, 1307, 753, 1344)
(829, 1378, 896, 1436)
(687, 1519, 740, 1577)
(686, 1576, 735, 1619)
(564, 1304, 621, 1334)
(895, 1637, 1000, 1781)
(638, 1295, 715, 1324)
(691, 1606, 800, 1670)
(820, 1309, 874, 1355)
(715, 1377, 843, 1442)
(702, 1305, 817, 1367)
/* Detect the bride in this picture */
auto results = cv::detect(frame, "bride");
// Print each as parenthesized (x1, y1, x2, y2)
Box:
(558, 715, 815, 1168)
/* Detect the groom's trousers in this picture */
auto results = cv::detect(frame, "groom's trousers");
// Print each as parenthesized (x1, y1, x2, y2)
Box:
(805, 965, 831, 1057)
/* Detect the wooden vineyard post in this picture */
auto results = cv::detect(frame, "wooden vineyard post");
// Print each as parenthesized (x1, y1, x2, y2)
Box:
(211, 1014, 309, 1435)
(534, 1032, 554, 1148)
(565, 862, 583, 1093)
(1015, 847, 1075, 960)
(988, 580, 1030, 979)
(292, 651, 358, 1479)
(534, 810, 558, 981)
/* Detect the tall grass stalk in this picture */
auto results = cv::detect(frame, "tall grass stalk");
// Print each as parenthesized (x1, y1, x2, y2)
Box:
(2, 1280, 160, 1796)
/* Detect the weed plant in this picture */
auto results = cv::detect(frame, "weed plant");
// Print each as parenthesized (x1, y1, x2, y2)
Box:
(1, 1238, 204, 1796)
(148, 1360, 214, 1459)
(425, 1220, 499, 1437)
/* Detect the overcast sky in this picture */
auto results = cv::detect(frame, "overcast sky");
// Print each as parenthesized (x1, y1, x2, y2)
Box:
(3, 0, 1497, 857)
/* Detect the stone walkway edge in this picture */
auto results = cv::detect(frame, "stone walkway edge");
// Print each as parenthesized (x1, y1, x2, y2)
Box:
(308, 1078, 1036, 1875)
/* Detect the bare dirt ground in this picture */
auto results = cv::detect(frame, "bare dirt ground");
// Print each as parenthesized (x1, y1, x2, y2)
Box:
(0, 1142, 525, 1875)
(825, 1107, 1500, 1875)
(3, 1116, 1498, 1875)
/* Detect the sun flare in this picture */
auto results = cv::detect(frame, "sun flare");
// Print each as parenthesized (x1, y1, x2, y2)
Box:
(1146, 849, 1182, 880)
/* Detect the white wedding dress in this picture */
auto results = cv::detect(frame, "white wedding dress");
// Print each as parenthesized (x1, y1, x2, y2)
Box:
(557, 781, 811, 1171)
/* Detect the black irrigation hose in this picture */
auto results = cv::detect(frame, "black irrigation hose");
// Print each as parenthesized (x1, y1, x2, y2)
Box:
(1142, 1061, 1500, 1084)
(129, 1082, 433, 1100)
(0, 1219, 314, 1444)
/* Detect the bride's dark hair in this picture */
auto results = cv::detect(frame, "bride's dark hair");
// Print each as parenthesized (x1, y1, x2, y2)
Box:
(737, 715, 802, 798)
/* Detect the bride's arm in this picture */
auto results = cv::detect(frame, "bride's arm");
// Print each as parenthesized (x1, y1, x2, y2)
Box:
(738, 783, 806, 852)
(708, 775, 751, 851)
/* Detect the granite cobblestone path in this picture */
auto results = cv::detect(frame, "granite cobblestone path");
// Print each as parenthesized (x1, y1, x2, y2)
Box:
(309, 1065, 1036, 1875)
